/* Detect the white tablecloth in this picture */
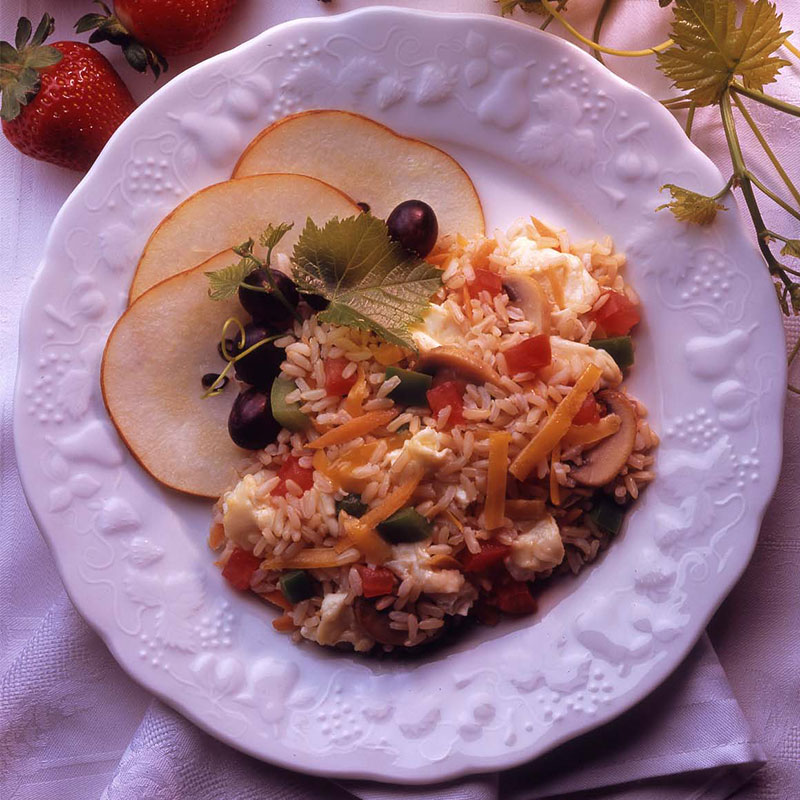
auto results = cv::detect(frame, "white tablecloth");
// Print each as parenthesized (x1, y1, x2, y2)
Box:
(1, 2, 798, 798)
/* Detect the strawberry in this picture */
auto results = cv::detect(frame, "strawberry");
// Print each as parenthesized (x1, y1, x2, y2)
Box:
(1, 14, 136, 171)
(76, 0, 238, 78)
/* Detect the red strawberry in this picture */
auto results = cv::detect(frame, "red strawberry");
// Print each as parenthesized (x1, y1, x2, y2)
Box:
(1, 14, 136, 171)
(76, 0, 237, 78)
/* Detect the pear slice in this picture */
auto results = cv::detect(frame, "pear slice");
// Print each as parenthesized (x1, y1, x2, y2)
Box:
(103, 251, 254, 498)
(233, 110, 484, 245)
(130, 173, 358, 302)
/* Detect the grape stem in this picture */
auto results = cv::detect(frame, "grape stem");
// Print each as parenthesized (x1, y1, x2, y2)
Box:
(789, 336, 800, 365)
(539, 0, 567, 31)
(784, 39, 800, 61)
(591, 0, 613, 64)
(720, 92, 793, 288)
(203, 328, 283, 399)
(746, 171, 800, 223)
(712, 175, 735, 201)
(685, 103, 696, 137)
(539, 0, 673, 57)
(730, 82, 800, 118)
(237, 250, 302, 324)
(731, 91, 800, 208)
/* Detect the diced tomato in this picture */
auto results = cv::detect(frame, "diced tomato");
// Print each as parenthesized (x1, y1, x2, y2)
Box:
(272, 455, 315, 497)
(426, 380, 466, 426)
(461, 541, 511, 573)
(356, 565, 396, 598)
(222, 547, 262, 591)
(572, 393, 601, 426)
(590, 291, 641, 336)
(494, 579, 537, 615)
(325, 357, 358, 395)
(503, 335, 552, 376)
(469, 268, 503, 299)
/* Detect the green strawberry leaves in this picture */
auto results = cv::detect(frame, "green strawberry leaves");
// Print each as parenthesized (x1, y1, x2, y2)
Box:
(0, 13, 62, 121)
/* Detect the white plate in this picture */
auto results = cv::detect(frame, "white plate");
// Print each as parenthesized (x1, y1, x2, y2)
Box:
(14, 8, 785, 783)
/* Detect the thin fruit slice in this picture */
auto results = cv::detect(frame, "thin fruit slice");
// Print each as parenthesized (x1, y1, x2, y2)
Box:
(130, 173, 358, 302)
(103, 251, 254, 498)
(233, 110, 484, 244)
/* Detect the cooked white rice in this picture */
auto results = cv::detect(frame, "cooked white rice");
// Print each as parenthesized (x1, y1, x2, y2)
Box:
(211, 216, 658, 653)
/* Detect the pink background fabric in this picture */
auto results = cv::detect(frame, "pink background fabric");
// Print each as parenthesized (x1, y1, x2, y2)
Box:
(1, 2, 798, 798)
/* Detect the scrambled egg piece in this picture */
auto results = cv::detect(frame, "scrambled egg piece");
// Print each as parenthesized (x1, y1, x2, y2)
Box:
(540, 336, 622, 388)
(315, 592, 355, 646)
(405, 427, 451, 468)
(410, 303, 463, 351)
(506, 514, 565, 581)
(221, 474, 277, 549)
(508, 238, 600, 312)
(387, 544, 465, 595)
(387, 427, 452, 472)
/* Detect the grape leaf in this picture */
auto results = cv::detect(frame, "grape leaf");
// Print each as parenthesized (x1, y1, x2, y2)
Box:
(656, 184, 727, 225)
(206, 224, 294, 300)
(780, 239, 800, 259)
(291, 215, 442, 350)
(657, 0, 791, 106)
(205, 257, 251, 300)
(259, 221, 293, 252)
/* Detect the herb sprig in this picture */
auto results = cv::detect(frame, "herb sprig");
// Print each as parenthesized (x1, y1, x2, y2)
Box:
(205, 222, 295, 304)
(498, 0, 800, 393)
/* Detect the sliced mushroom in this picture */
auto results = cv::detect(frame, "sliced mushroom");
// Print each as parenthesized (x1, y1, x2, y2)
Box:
(416, 345, 504, 387)
(502, 274, 551, 335)
(570, 390, 637, 487)
(426, 554, 463, 571)
(354, 597, 408, 646)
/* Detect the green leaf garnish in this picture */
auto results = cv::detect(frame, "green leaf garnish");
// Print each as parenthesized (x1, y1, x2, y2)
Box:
(656, 184, 727, 225)
(205, 258, 252, 300)
(260, 222, 294, 252)
(657, 0, 791, 106)
(291, 214, 442, 351)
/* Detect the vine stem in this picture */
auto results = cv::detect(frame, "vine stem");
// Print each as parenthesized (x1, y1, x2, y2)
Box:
(746, 171, 800, 223)
(539, 0, 567, 31)
(790, 336, 800, 365)
(785, 39, 800, 60)
(591, 0, 613, 64)
(685, 103, 696, 137)
(661, 95, 690, 107)
(730, 82, 800, 118)
(731, 91, 800, 208)
(720, 91, 791, 287)
(539, 0, 673, 57)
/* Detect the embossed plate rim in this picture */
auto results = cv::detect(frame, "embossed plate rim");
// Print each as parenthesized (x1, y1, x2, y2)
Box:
(14, 7, 786, 783)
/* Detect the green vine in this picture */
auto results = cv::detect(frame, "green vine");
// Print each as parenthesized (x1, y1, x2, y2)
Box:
(497, 0, 800, 393)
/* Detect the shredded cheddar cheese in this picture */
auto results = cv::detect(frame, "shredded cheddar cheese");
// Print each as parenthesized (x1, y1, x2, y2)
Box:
(509, 363, 602, 481)
(484, 432, 511, 529)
